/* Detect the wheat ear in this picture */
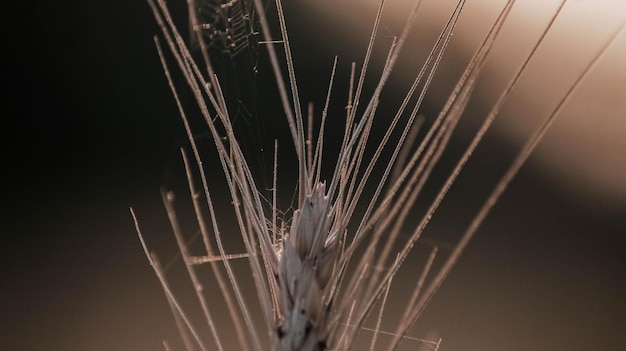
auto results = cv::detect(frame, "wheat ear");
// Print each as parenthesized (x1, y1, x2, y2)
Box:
(131, 0, 625, 350)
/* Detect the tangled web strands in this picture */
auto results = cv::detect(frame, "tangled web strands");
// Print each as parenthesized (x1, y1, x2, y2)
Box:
(134, 0, 624, 350)
(190, 0, 257, 57)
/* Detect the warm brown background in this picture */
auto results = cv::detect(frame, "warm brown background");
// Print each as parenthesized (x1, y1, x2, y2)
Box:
(2, 0, 624, 350)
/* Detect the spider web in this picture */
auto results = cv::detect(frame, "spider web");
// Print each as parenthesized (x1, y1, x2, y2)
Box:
(189, 0, 274, 190)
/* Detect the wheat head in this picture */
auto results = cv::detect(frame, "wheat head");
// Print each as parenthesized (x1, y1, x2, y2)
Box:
(130, 0, 624, 350)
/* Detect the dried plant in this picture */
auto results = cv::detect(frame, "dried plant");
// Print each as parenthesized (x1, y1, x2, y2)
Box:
(130, 0, 623, 350)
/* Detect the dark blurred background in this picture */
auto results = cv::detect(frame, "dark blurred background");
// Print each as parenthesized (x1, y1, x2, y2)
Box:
(2, 0, 624, 350)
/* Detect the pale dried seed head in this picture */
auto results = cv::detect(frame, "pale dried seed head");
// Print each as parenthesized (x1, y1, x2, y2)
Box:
(138, 0, 625, 350)
(276, 182, 333, 350)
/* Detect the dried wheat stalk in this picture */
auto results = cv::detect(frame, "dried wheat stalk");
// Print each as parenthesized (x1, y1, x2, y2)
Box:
(130, 0, 624, 350)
